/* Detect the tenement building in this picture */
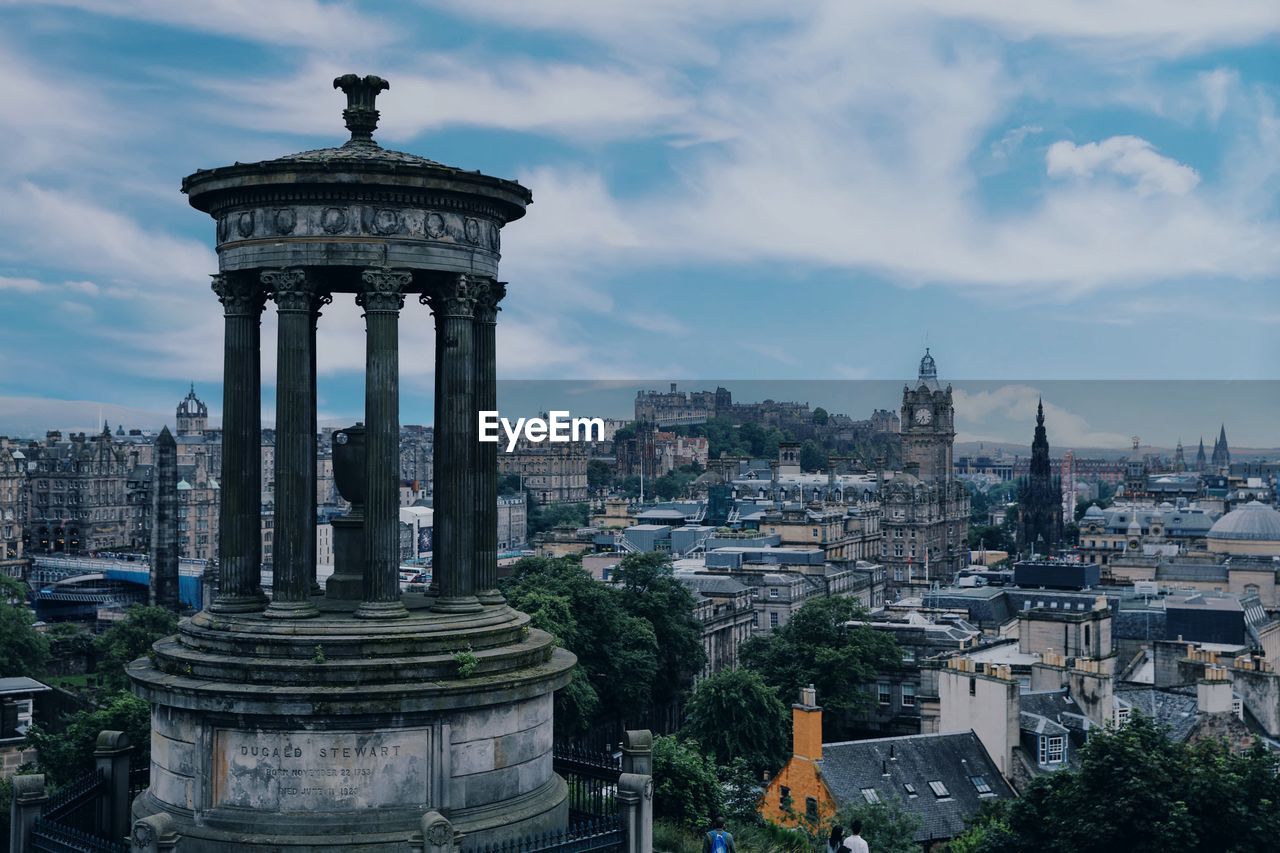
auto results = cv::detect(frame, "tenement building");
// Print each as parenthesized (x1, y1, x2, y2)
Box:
(24, 426, 131, 554)
(881, 350, 970, 595)
(0, 439, 26, 573)
(497, 434, 589, 504)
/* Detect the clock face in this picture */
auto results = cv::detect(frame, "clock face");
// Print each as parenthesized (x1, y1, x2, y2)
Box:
(914, 406, 933, 425)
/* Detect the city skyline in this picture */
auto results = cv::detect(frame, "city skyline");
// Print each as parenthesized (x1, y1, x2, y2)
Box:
(0, 1, 1277, 424)
(3, 377, 1278, 453)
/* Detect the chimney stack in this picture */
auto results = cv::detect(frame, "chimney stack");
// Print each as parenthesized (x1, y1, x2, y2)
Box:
(791, 685, 822, 761)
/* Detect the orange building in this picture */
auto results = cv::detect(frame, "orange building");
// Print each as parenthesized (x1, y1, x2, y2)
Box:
(760, 686, 1016, 846)
(759, 685, 836, 827)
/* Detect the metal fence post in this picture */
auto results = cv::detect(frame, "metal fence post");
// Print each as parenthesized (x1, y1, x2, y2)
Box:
(95, 730, 134, 842)
(9, 774, 47, 853)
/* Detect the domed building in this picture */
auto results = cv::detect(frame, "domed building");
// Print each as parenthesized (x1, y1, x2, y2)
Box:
(1207, 501, 1280, 557)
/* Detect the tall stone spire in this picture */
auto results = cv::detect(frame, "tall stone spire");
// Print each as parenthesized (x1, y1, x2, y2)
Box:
(1017, 398, 1062, 556)
(1212, 424, 1230, 471)
(150, 426, 180, 612)
(1174, 439, 1185, 472)
(1196, 436, 1207, 472)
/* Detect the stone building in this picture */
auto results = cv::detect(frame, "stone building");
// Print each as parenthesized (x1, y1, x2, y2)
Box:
(0, 439, 27, 573)
(498, 435, 589, 504)
(176, 384, 208, 437)
(677, 574, 757, 678)
(24, 427, 131, 555)
(634, 383, 720, 426)
(881, 350, 970, 594)
(1015, 401, 1063, 556)
(399, 424, 433, 489)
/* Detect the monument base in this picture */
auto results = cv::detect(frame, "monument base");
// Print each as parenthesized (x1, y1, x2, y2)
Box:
(128, 593, 574, 851)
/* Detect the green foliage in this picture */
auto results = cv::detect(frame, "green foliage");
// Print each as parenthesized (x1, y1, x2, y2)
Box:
(498, 473, 523, 496)
(967, 524, 1010, 552)
(0, 578, 49, 677)
(682, 668, 788, 775)
(952, 713, 1280, 853)
(528, 501, 589, 537)
(453, 646, 478, 679)
(836, 799, 921, 853)
(612, 552, 705, 707)
(587, 459, 614, 491)
(500, 556, 659, 734)
(719, 756, 765, 827)
(26, 691, 151, 787)
(94, 605, 178, 691)
(799, 439, 827, 473)
(740, 596, 900, 736)
(651, 736, 722, 833)
(811, 407, 829, 426)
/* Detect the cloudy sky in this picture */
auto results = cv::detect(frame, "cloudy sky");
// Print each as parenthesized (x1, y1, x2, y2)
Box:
(0, 1, 1277, 444)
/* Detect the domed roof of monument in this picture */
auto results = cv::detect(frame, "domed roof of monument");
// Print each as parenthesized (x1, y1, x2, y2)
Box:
(1207, 501, 1280, 542)
(182, 74, 530, 221)
(1083, 504, 1106, 519)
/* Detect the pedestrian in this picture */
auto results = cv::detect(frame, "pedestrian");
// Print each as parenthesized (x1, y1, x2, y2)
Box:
(827, 825, 845, 853)
(703, 816, 736, 853)
(842, 819, 870, 853)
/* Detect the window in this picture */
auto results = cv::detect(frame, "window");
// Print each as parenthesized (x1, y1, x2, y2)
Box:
(902, 648, 916, 663)
(1115, 707, 1131, 727)
(805, 796, 819, 820)
(894, 544, 903, 557)
(970, 775, 993, 795)
(901, 683, 916, 707)
(877, 683, 891, 705)
(928, 781, 950, 798)
(779, 786, 790, 809)
(769, 588, 779, 599)
(769, 612, 780, 629)
(1039, 736, 1065, 764)
(860, 788, 880, 804)
(894, 567, 904, 582)
(969, 676, 976, 696)
(902, 783, 917, 798)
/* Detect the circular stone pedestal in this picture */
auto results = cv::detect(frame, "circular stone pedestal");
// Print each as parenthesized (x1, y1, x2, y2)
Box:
(128, 594, 575, 851)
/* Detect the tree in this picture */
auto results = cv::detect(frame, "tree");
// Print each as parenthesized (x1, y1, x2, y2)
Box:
(682, 668, 788, 775)
(500, 557, 658, 733)
(836, 800, 921, 853)
(95, 605, 178, 691)
(799, 440, 827, 473)
(0, 577, 49, 678)
(812, 407, 829, 426)
(587, 459, 614, 492)
(740, 597, 900, 738)
(26, 691, 151, 787)
(651, 735, 722, 833)
(952, 714, 1280, 853)
(527, 501, 588, 537)
(498, 473, 523, 496)
(612, 552, 706, 708)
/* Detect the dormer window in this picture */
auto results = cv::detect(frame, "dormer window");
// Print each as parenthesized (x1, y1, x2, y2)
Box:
(861, 788, 880, 804)
(927, 781, 950, 799)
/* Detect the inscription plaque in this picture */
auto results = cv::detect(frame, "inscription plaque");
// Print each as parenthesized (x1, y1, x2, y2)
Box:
(213, 728, 432, 812)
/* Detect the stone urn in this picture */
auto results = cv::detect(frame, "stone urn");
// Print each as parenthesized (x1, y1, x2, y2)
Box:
(332, 424, 366, 508)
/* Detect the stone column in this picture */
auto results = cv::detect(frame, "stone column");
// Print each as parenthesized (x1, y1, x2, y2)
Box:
(263, 268, 322, 619)
(210, 274, 267, 613)
(8, 774, 46, 853)
(309, 305, 322, 596)
(94, 731, 133, 844)
(423, 275, 483, 614)
(356, 268, 411, 619)
(473, 280, 506, 604)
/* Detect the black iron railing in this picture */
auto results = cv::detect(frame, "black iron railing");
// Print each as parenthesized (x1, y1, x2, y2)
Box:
(40, 769, 106, 833)
(466, 817, 625, 853)
(30, 818, 127, 853)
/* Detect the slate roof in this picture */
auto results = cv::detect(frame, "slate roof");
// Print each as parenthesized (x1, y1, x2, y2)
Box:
(817, 732, 1014, 843)
(676, 575, 748, 597)
(1114, 687, 1201, 742)
(0, 677, 51, 695)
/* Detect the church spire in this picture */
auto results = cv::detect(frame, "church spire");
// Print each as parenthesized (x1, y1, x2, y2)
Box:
(1036, 397, 1044, 426)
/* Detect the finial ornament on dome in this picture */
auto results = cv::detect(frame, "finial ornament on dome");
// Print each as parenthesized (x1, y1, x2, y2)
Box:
(333, 74, 390, 144)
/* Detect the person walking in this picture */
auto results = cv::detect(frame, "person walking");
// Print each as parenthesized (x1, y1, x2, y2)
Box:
(827, 825, 845, 853)
(703, 816, 736, 853)
(842, 819, 870, 853)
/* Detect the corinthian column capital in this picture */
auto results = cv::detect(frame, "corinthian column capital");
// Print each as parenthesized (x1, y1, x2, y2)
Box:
(472, 279, 506, 324)
(263, 268, 327, 312)
(211, 273, 266, 317)
(356, 267, 411, 313)
(421, 274, 481, 318)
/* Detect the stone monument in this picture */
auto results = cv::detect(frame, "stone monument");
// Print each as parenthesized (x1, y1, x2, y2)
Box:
(128, 74, 575, 850)
(149, 426, 180, 612)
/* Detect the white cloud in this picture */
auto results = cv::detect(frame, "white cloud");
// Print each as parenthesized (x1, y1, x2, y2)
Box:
(990, 124, 1044, 160)
(1199, 68, 1238, 124)
(26, 0, 393, 51)
(0, 276, 43, 292)
(954, 385, 1130, 448)
(1046, 136, 1201, 196)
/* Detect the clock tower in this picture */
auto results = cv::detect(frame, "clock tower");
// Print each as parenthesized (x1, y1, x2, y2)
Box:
(900, 348, 954, 483)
